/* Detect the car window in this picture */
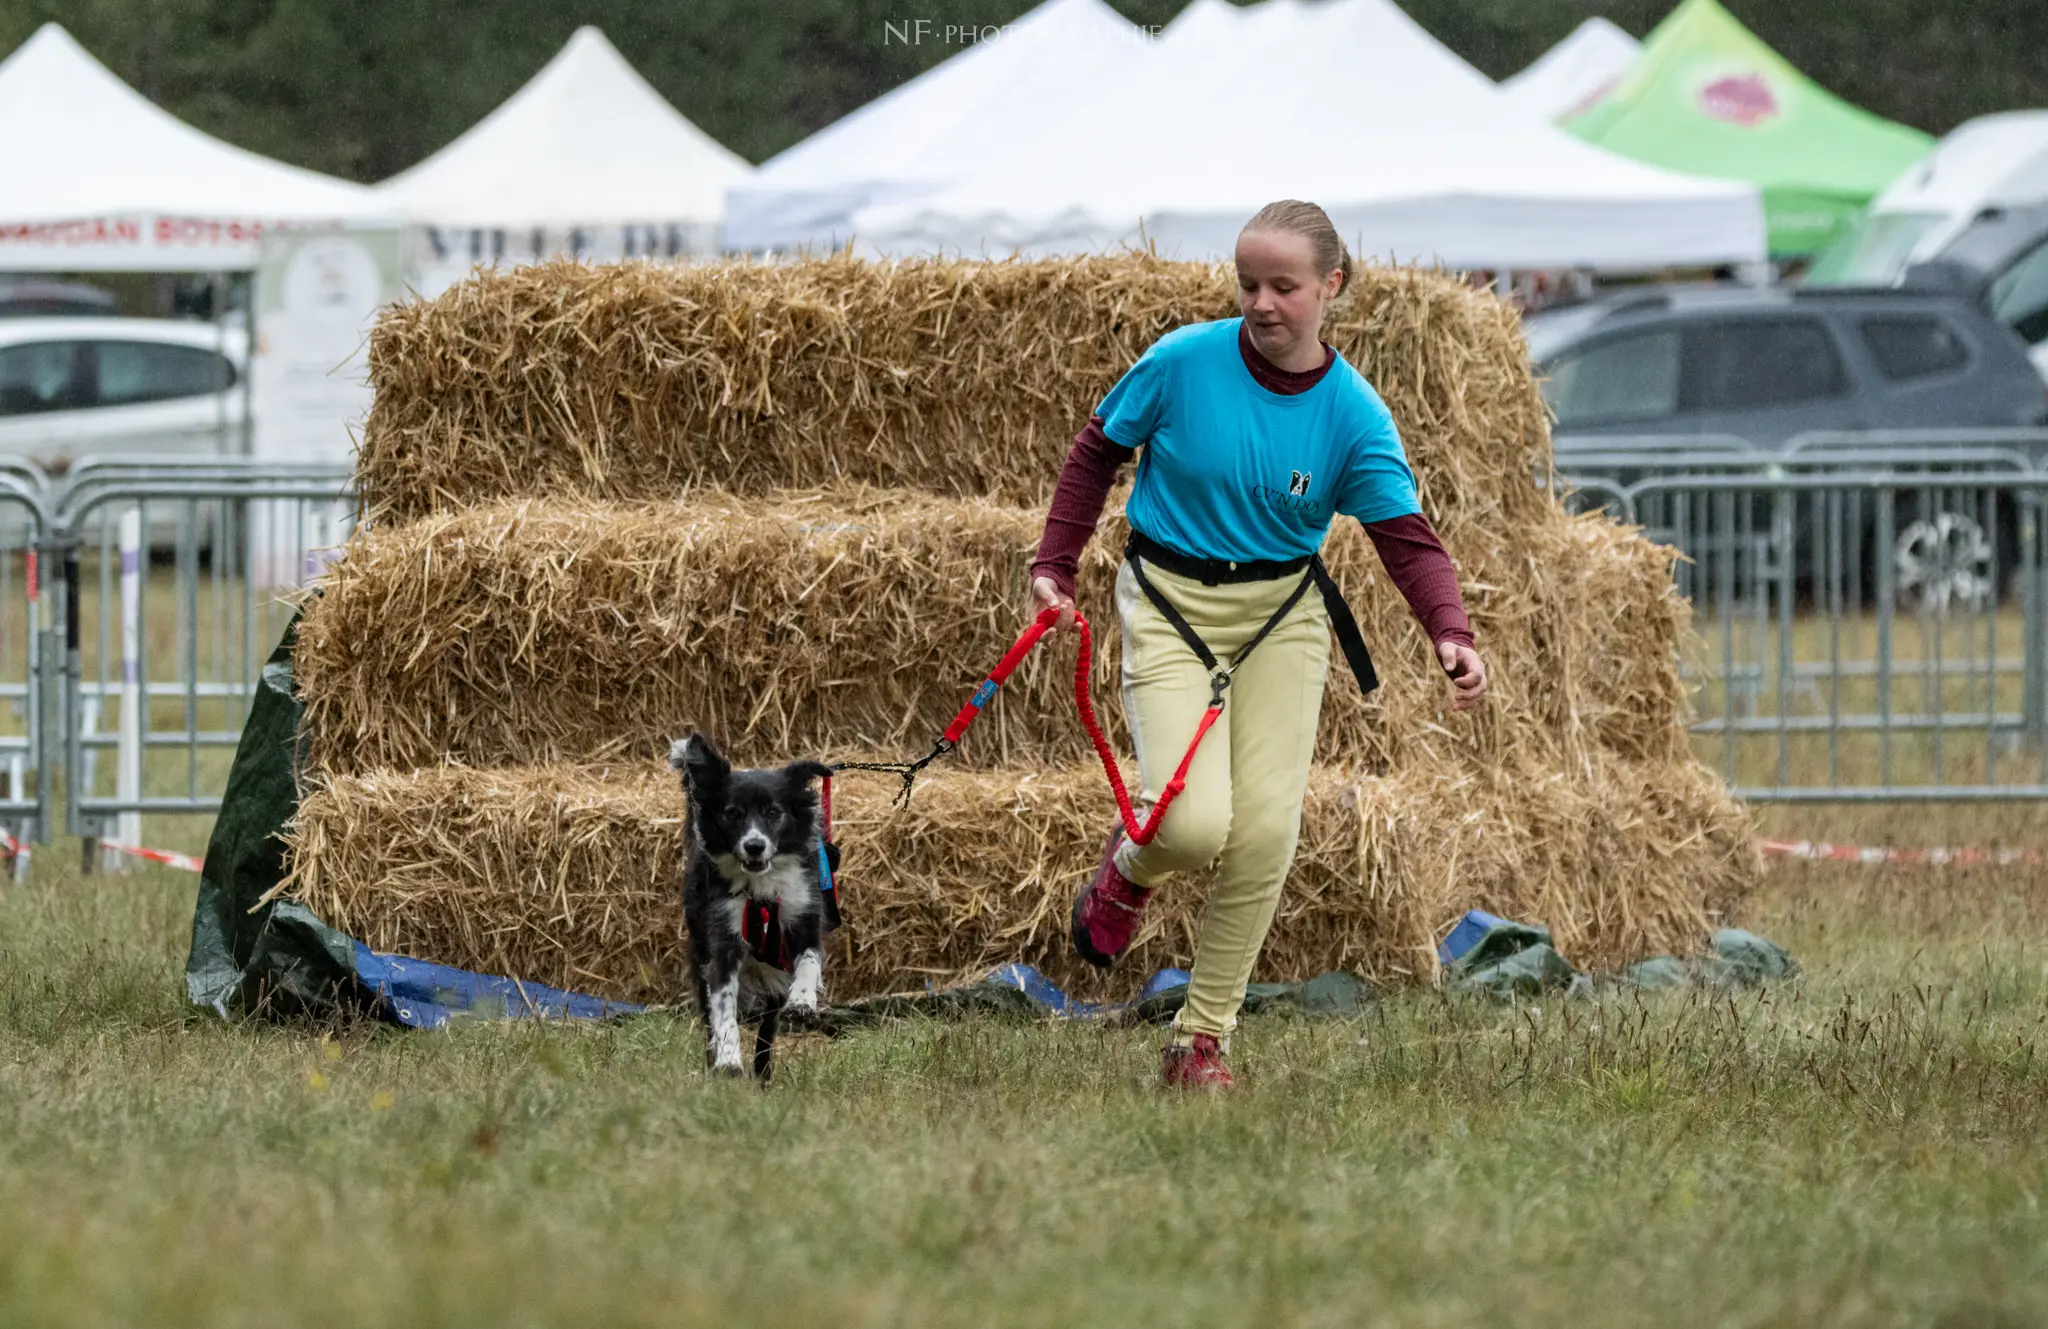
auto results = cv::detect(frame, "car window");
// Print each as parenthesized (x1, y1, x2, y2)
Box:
(1859, 315, 1970, 381)
(1990, 238, 2048, 346)
(1546, 328, 1680, 428)
(1521, 305, 1609, 363)
(1805, 211, 1943, 287)
(1681, 318, 1849, 412)
(94, 341, 235, 408)
(0, 341, 88, 416)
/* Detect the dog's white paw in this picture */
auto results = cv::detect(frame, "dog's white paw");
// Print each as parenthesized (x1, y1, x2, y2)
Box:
(710, 1056, 745, 1078)
(785, 949, 823, 1017)
(706, 975, 744, 1073)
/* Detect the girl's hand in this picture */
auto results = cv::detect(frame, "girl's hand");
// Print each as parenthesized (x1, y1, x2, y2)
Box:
(1437, 642, 1488, 712)
(1030, 576, 1077, 634)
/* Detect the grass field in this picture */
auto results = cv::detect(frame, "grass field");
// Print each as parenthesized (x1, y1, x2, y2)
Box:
(3, 800, 2047, 1327)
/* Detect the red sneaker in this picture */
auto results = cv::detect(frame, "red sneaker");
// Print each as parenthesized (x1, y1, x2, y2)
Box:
(1070, 825, 1150, 969)
(1161, 1034, 1233, 1090)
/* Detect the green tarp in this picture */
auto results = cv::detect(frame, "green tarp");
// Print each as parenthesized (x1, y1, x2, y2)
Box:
(185, 611, 366, 1020)
(1445, 919, 1800, 1000)
(1564, 0, 1931, 256)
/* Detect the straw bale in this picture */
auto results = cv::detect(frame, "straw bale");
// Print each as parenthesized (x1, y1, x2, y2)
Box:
(355, 254, 1550, 533)
(283, 755, 1753, 1007)
(295, 490, 1688, 777)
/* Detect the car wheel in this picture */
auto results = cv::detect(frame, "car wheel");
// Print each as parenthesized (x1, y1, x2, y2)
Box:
(1894, 511, 1994, 614)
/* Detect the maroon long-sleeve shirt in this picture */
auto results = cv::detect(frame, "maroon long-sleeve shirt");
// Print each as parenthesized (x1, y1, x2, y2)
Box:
(1030, 325, 1475, 650)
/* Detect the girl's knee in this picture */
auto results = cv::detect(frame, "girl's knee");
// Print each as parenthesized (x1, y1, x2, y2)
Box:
(1216, 808, 1303, 881)
(1129, 796, 1232, 877)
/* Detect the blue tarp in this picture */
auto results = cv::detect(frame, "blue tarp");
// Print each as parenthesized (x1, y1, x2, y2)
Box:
(981, 963, 1192, 1017)
(351, 944, 644, 1029)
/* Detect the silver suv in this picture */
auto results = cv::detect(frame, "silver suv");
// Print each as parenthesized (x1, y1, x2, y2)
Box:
(1525, 286, 2046, 449)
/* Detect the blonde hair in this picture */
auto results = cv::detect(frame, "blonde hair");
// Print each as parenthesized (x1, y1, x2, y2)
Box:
(1241, 200, 1353, 299)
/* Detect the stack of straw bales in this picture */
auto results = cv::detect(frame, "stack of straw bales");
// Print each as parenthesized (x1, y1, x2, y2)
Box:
(282, 254, 1756, 1005)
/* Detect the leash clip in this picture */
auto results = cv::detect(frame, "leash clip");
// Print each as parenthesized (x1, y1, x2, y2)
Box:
(1209, 671, 1232, 708)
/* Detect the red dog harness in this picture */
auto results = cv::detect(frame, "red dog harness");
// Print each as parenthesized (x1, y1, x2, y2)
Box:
(824, 599, 1253, 854)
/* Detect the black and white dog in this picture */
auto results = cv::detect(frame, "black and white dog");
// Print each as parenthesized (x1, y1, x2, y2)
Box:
(670, 733, 837, 1081)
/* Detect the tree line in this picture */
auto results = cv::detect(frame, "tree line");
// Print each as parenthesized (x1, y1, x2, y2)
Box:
(3, 0, 2042, 182)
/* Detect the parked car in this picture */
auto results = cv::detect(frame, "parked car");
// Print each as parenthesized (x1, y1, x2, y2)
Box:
(1526, 285, 2046, 446)
(1895, 204, 2048, 381)
(1527, 285, 2048, 608)
(0, 318, 247, 475)
(0, 281, 119, 318)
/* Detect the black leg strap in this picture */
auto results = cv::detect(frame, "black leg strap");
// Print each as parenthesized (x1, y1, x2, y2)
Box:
(1129, 552, 1316, 681)
(1236, 564, 1318, 665)
(1128, 552, 1222, 674)
(1310, 555, 1379, 696)
(1129, 551, 1380, 698)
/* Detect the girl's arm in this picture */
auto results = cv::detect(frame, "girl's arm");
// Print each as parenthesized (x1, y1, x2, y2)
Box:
(1360, 511, 1474, 649)
(1363, 511, 1486, 710)
(1029, 415, 1135, 601)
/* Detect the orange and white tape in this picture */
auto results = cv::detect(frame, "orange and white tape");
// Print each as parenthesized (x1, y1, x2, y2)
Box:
(1759, 838, 2048, 869)
(99, 841, 205, 873)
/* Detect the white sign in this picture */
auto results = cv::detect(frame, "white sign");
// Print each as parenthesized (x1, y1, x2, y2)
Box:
(406, 221, 718, 296)
(250, 226, 404, 585)
(0, 214, 291, 272)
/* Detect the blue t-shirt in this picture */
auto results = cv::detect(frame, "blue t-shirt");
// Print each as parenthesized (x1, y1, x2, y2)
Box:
(1099, 318, 1420, 563)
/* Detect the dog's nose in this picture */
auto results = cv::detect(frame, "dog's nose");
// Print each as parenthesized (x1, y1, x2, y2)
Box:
(739, 831, 773, 864)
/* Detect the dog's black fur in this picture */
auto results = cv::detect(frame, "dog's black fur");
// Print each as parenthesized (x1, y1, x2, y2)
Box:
(671, 733, 834, 1081)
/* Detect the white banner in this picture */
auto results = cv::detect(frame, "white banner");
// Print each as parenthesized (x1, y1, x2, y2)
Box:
(0, 214, 288, 272)
(405, 221, 719, 296)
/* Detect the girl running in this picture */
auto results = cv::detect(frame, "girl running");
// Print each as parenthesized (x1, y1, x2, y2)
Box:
(1029, 200, 1488, 1089)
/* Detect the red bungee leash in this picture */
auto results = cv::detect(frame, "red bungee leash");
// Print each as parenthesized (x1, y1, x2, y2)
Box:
(826, 605, 1222, 848)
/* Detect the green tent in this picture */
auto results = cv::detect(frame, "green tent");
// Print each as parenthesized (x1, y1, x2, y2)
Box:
(1564, 0, 1932, 257)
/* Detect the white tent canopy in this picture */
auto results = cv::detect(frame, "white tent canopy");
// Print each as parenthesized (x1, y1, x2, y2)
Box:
(724, 0, 1151, 253)
(1498, 18, 1639, 123)
(0, 23, 377, 272)
(851, 0, 1764, 271)
(1873, 111, 2048, 219)
(375, 26, 751, 234)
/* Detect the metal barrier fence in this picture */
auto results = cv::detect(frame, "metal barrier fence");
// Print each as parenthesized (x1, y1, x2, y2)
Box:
(0, 439, 2041, 863)
(0, 457, 357, 867)
(1558, 429, 2048, 801)
(66, 468, 355, 846)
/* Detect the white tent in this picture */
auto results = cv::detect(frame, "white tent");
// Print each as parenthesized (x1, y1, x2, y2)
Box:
(1498, 18, 1639, 123)
(0, 24, 377, 271)
(723, 0, 1152, 253)
(1873, 111, 2048, 224)
(376, 26, 750, 242)
(850, 0, 1765, 271)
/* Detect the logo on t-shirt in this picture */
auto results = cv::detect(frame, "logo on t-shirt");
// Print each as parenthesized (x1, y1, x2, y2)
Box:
(1251, 468, 1324, 521)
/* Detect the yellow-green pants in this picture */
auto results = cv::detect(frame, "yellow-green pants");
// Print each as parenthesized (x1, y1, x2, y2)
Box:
(1111, 558, 1331, 1044)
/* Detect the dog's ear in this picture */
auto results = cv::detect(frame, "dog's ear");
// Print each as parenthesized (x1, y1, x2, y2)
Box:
(670, 734, 728, 790)
(784, 760, 834, 788)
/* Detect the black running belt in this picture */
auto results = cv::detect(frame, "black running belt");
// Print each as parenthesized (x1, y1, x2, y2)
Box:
(1125, 532, 1378, 697)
